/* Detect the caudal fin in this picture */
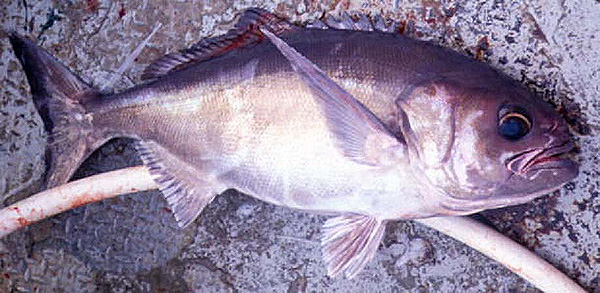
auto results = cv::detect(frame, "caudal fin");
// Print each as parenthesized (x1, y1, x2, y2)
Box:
(9, 33, 105, 188)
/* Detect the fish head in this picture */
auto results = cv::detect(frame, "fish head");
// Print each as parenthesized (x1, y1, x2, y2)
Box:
(398, 78, 578, 214)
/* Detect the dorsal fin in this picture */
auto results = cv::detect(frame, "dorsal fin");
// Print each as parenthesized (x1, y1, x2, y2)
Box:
(141, 8, 295, 80)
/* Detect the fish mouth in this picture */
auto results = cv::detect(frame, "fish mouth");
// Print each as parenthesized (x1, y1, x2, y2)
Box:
(506, 139, 576, 177)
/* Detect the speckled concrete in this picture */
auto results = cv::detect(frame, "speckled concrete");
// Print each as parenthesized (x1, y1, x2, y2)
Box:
(0, 0, 598, 292)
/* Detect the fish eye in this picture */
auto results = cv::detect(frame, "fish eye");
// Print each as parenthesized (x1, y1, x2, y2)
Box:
(498, 106, 531, 141)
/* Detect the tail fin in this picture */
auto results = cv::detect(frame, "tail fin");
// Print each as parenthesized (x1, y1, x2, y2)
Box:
(9, 33, 105, 188)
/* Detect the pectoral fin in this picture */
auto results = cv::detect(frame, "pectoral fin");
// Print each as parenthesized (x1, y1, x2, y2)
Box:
(135, 140, 222, 228)
(260, 28, 406, 167)
(321, 214, 386, 279)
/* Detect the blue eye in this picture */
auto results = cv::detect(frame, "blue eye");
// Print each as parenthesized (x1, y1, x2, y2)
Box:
(498, 112, 531, 141)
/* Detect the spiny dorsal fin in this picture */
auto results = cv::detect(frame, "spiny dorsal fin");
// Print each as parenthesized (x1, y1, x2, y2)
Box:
(321, 214, 386, 279)
(141, 8, 295, 80)
(309, 12, 397, 33)
(135, 140, 223, 228)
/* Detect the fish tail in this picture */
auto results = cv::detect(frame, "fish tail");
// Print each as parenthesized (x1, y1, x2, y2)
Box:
(9, 33, 107, 188)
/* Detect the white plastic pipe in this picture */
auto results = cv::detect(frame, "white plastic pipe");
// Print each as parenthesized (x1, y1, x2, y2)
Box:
(0, 166, 155, 238)
(416, 217, 586, 293)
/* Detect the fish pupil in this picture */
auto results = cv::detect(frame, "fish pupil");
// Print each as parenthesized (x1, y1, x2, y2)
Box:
(499, 116, 529, 140)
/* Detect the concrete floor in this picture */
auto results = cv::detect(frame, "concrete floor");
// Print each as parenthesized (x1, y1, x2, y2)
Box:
(0, 0, 598, 292)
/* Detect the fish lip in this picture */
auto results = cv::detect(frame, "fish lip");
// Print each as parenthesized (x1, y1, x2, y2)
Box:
(506, 139, 576, 176)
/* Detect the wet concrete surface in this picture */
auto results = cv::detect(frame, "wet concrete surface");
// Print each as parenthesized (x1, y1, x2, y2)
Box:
(0, 0, 599, 292)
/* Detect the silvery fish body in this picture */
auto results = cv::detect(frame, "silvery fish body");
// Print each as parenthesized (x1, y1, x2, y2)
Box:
(9, 8, 577, 278)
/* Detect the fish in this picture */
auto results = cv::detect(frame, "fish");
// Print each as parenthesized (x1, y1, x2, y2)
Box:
(8, 8, 578, 279)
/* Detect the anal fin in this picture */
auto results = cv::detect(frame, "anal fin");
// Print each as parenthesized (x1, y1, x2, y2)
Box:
(321, 214, 386, 279)
(135, 140, 221, 228)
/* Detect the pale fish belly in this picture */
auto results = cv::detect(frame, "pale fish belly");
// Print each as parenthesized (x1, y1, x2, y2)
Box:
(211, 72, 419, 217)
(210, 73, 359, 208)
